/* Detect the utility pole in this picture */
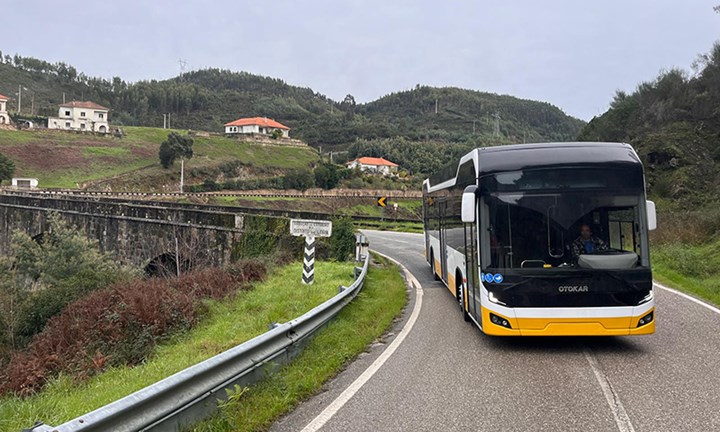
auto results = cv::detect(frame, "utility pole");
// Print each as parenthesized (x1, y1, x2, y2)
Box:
(17, 85, 21, 113)
(167, 113, 171, 129)
(163, 114, 167, 129)
(180, 158, 184, 193)
(435, 98, 438, 114)
(492, 112, 501, 137)
(62, 92, 66, 104)
(472, 120, 476, 134)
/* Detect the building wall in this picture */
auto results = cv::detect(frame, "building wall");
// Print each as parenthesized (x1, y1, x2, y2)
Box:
(225, 124, 288, 137)
(0, 100, 7, 124)
(48, 106, 109, 132)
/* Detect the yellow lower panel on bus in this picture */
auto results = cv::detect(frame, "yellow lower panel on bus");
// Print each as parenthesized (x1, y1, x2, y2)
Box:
(480, 307, 655, 336)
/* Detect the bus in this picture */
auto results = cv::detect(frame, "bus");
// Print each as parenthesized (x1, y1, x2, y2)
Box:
(423, 142, 657, 336)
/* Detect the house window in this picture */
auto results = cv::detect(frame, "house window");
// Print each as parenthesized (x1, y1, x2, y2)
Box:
(80, 112, 86, 117)
(80, 123, 86, 129)
(65, 111, 71, 116)
(65, 122, 71, 128)
(98, 113, 104, 119)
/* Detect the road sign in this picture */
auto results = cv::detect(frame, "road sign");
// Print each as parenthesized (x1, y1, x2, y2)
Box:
(290, 219, 333, 238)
(377, 196, 387, 207)
(290, 219, 332, 285)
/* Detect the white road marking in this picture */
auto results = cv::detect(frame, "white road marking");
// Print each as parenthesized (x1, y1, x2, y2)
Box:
(299, 251, 424, 432)
(584, 349, 636, 432)
(654, 281, 720, 315)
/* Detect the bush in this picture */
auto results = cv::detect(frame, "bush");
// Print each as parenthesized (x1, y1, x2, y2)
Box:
(329, 218, 356, 261)
(0, 214, 134, 349)
(282, 168, 315, 190)
(0, 262, 266, 397)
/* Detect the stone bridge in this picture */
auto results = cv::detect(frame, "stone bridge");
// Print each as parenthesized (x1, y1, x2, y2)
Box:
(0, 193, 252, 274)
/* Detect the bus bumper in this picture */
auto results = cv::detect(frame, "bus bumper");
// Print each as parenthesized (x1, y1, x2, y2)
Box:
(480, 306, 655, 336)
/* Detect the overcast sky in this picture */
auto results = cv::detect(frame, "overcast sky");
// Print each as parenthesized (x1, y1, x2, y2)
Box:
(3, 1, 719, 120)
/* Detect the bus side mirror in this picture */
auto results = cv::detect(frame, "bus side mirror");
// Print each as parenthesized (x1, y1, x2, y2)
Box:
(646, 200, 657, 231)
(461, 186, 478, 223)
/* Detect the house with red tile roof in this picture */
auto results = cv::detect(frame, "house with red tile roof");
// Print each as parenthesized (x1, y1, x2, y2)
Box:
(224, 117, 290, 137)
(48, 101, 110, 133)
(0, 93, 9, 125)
(347, 156, 399, 176)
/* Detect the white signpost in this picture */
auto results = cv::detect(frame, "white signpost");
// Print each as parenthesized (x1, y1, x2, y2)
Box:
(290, 219, 333, 285)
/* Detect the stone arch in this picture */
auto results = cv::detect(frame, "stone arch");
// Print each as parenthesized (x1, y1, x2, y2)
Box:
(144, 253, 191, 277)
(0, 115, 6, 124)
(98, 125, 107, 133)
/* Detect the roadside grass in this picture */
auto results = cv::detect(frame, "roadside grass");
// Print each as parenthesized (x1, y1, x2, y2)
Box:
(191, 254, 407, 432)
(652, 240, 720, 306)
(0, 261, 354, 432)
(0, 127, 318, 189)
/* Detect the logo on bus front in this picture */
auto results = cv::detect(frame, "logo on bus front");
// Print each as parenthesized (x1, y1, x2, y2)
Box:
(558, 285, 590, 293)
(481, 273, 504, 284)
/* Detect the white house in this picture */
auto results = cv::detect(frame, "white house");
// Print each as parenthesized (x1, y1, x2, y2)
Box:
(11, 178, 39, 189)
(224, 117, 290, 137)
(347, 157, 399, 176)
(47, 101, 110, 133)
(0, 93, 9, 125)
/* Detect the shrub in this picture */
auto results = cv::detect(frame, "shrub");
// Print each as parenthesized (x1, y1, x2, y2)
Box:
(328, 218, 356, 261)
(1, 214, 134, 348)
(0, 262, 266, 397)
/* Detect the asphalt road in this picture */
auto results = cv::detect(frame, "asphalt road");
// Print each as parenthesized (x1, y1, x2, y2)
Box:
(273, 231, 720, 432)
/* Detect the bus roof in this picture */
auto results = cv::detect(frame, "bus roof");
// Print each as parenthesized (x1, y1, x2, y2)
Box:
(426, 142, 643, 191)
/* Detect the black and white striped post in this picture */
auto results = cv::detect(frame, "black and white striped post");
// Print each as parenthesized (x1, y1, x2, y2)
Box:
(290, 219, 333, 286)
(302, 236, 316, 284)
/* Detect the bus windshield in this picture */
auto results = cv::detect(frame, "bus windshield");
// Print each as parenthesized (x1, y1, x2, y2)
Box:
(479, 169, 648, 271)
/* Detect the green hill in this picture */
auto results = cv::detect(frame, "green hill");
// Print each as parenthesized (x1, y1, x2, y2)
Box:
(0, 127, 319, 190)
(0, 54, 583, 148)
(578, 42, 720, 207)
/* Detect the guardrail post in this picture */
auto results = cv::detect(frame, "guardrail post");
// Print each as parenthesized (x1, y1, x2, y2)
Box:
(355, 233, 369, 262)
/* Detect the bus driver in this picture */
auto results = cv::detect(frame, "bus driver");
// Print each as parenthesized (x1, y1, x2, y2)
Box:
(572, 223, 607, 260)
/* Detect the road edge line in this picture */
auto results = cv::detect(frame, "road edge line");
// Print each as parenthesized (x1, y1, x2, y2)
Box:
(299, 250, 424, 432)
(654, 281, 720, 315)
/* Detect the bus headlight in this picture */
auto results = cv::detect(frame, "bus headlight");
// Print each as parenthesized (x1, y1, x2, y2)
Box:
(637, 311, 654, 327)
(490, 313, 512, 329)
(488, 291, 507, 306)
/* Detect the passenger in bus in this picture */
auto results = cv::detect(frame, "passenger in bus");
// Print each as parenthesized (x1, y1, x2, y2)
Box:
(571, 224, 608, 261)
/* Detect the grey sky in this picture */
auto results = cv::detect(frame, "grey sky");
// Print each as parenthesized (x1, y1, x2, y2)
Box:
(4, 1, 719, 120)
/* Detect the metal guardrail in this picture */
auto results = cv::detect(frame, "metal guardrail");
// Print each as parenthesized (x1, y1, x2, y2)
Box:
(24, 253, 371, 432)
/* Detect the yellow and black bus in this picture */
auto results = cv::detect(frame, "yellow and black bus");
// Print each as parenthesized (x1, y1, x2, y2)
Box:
(423, 142, 657, 336)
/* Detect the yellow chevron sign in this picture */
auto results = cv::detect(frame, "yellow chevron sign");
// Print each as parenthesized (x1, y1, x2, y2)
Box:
(377, 196, 387, 207)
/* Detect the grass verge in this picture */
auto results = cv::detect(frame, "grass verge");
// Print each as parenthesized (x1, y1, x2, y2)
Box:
(0, 261, 354, 432)
(190, 254, 408, 432)
(652, 241, 720, 306)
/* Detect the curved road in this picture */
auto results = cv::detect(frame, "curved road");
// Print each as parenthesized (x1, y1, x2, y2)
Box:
(273, 231, 720, 432)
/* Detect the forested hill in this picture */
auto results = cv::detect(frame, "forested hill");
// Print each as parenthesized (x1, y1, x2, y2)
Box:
(0, 53, 582, 147)
(578, 42, 720, 207)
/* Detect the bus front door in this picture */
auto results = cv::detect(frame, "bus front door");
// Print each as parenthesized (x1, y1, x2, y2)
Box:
(439, 200, 448, 284)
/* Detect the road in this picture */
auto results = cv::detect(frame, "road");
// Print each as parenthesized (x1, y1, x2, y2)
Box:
(273, 231, 720, 432)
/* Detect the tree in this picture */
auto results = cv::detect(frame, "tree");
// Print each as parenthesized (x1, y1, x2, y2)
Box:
(159, 132, 194, 168)
(314, 163, 340, 189)
(270, 128, 283, 140)
(282, 168, 315, 190)
(0, 153, 15, 185)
